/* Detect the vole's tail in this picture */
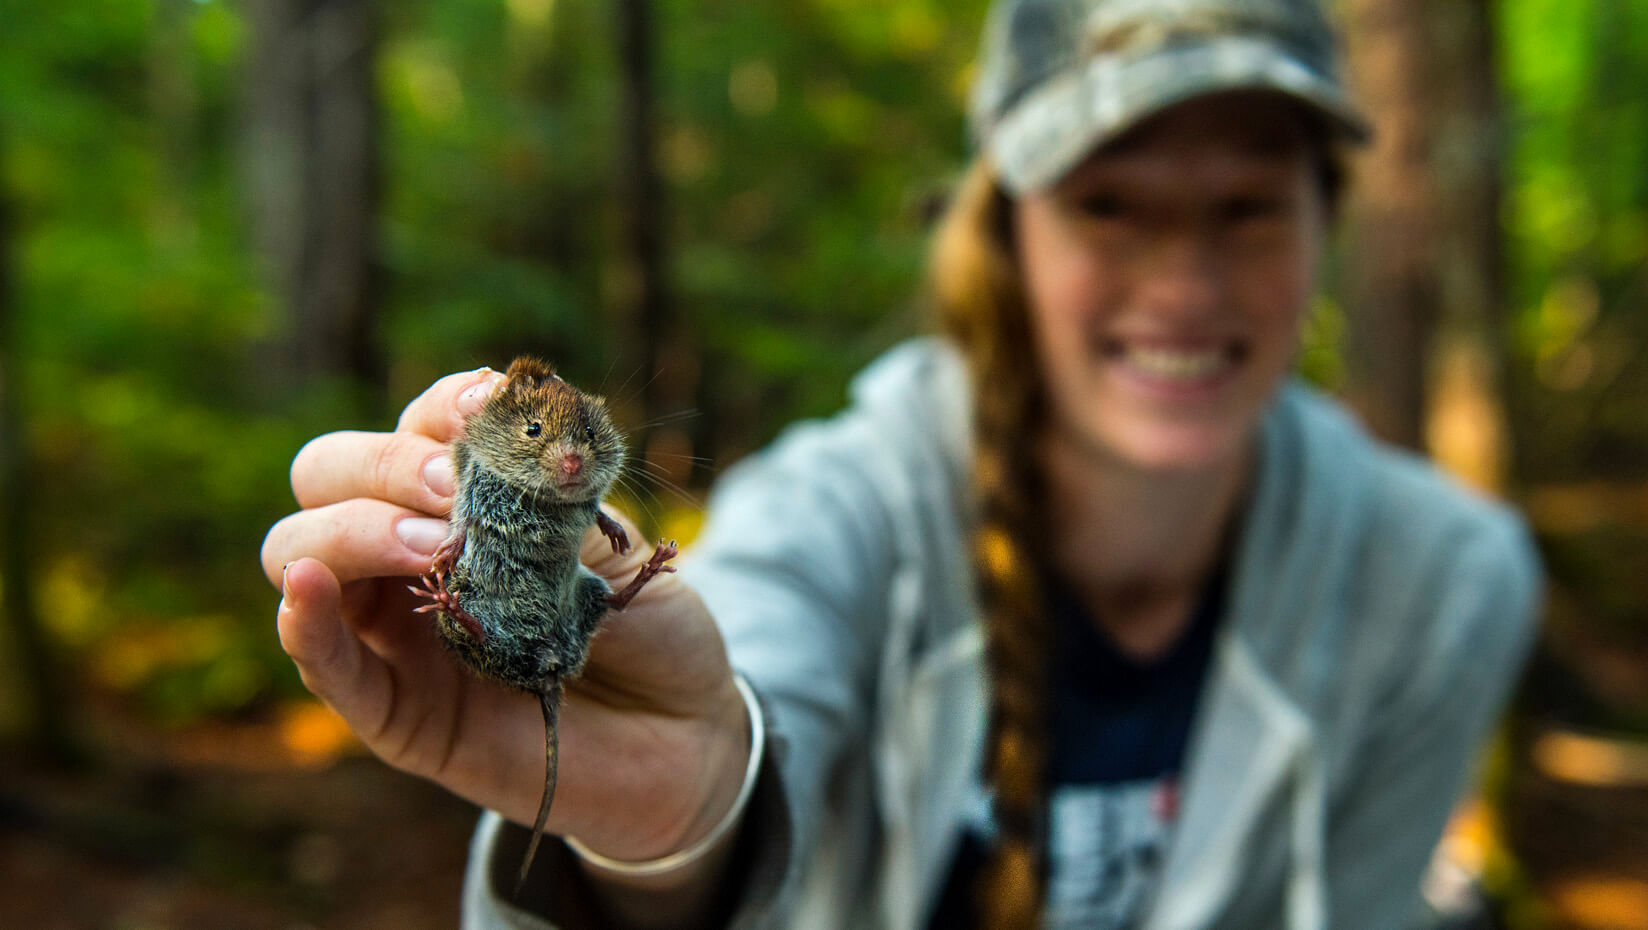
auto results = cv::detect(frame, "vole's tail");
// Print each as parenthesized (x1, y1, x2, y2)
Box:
(513, 674, 562, 899)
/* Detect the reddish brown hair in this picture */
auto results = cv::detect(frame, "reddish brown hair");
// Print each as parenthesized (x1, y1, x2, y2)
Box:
(930, 158, 1051, 930)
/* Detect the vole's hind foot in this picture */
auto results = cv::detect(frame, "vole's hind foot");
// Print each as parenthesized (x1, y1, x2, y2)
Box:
(605, 538, 678, 611)
(595, 509, 630, 554)
(409, 573, 488, 642)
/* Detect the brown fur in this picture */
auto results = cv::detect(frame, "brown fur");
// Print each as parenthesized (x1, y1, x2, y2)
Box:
(459, 356, 625, 503)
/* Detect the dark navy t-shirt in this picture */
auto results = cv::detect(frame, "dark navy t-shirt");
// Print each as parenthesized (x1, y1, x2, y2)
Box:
(926, 567, 1225, 929)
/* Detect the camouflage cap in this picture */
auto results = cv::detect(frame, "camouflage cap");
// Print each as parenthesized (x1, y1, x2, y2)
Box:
(970, 0, 1371, 194)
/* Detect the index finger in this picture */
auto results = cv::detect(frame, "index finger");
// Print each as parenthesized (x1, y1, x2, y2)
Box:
(395, 367, 508, 441)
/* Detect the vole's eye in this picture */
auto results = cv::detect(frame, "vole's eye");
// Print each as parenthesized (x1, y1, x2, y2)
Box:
(583, 424, 595, 441)
(526, 422, 542, 438)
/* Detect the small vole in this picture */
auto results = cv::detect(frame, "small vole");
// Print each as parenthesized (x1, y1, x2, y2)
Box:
(411, 356, 677, 895)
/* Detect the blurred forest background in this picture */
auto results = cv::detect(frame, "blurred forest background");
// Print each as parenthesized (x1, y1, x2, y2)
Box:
(0, 0, 1645, 927)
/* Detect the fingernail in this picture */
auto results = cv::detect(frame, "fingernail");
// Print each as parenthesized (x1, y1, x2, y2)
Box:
(423, 454, 456, 498)
(458, 372, 506, 415)
(396, 517, 449, 556)
(282, 563, 292, 600)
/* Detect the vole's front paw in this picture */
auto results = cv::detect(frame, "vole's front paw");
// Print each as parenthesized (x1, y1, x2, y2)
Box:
(595, 510, 631, 554)
(605, 539, 678, 610)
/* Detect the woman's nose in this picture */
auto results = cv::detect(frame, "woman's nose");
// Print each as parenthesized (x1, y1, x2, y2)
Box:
(1135, 231, 1222, 317)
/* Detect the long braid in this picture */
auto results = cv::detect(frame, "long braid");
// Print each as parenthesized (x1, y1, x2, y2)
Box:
(931, 159, 1051, 930)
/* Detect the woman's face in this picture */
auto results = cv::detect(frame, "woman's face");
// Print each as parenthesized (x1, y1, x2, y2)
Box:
(1014, 93, 1329, 474)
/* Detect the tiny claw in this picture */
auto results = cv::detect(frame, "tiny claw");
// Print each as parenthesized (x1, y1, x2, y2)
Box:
(596, 510, 631, 555)
(604, 537, 680, 611)
(409, 571, 487, 642)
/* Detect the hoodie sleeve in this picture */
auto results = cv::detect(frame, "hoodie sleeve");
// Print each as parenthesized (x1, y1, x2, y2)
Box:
(1323, 509, 1543, 930)
(678, 396, 914, 926)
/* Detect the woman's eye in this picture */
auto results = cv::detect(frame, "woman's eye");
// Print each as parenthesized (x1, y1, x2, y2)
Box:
(1079, 194, 1125, 219)
(1224, 197, 1283, 223)
(526, 422, 542, 437)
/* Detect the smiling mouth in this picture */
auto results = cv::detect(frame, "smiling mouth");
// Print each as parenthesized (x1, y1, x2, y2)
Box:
(1102, 340, 1247, 382)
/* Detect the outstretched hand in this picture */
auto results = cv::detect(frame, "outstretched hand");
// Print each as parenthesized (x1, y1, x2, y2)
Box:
(260, 369, 750, 866)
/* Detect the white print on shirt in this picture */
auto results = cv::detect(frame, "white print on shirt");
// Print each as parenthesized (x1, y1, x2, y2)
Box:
(1042, 777, 1179, 930)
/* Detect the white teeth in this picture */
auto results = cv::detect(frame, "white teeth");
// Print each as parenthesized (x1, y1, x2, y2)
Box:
(1126, 346, 1229, 379)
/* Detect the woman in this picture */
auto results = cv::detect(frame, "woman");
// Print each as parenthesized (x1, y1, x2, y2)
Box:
(261, 1, 1541, 927)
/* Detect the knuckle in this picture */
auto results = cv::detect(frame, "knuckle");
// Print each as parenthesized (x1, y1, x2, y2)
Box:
(369, 432, 428, 504)
(369, 433, 411, 501)
(290, 432, 337, 503)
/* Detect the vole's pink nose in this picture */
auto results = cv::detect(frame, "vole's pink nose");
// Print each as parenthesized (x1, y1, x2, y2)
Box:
(560, 452, 584, 478)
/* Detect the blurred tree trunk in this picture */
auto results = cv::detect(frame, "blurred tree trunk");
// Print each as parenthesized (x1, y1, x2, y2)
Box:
(1340, 0, 1513, 487)
(1340, 0, 1441, 451)
(244, 0, 384, 408)
(1426, 0, 1517, 493)
(150, 0, 200, 243)
(0, 134, 72, 758)
(614, 0, 697, 491)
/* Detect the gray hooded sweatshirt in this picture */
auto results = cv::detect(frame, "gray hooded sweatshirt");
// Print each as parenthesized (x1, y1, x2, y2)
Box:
(463, 338, 1541, 930)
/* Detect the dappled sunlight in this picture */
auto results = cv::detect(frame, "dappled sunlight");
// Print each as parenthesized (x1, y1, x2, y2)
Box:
(1524, 481, 1648, 536)
(279, 701, 363, 769)
(148, 700, 363, 772)
(1549, 878, 1648, 930)
(1426, 338, 1508, 494)
(1533, 729, 1648, 789)
(1439, 798, 1494, 875)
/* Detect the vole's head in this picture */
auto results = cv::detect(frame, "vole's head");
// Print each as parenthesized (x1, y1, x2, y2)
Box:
(462, 356, 626, 503)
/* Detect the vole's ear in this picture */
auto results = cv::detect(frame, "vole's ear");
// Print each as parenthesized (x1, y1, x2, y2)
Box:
(503, 356, 558, 391)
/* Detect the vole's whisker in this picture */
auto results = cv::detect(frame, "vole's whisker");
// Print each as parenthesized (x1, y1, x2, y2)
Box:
(625, 463, 700, 509)
(596, 354, 621, 393)
(644, 450, 713, 467)
(608, 363, 646, 402)
(612, 474, 662, 524)
(612, 368, 667, 410)
(636, 408, 704, 430)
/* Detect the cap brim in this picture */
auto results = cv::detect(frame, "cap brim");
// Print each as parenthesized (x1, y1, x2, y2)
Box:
(987, 35, 1371, 195)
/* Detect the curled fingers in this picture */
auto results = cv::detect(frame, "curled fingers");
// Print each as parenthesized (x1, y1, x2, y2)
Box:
(292, 429, 456, 514)
(262, 498, 449, 588)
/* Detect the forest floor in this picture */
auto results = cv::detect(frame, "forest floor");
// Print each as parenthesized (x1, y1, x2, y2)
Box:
(0, 698, 476, 930)
(1507, 765, 1648, 930)
(1, 692, 1646, 929)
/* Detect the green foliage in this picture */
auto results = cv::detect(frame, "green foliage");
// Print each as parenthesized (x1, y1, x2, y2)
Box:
(1, 0, 1644, 726)
(0, 0, 996, 722)
(1502, 0, 1648, 479)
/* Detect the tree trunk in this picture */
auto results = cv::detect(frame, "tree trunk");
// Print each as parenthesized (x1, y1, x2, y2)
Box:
(0, 131, 73, 758)
(1340, 0, 1441, 451)
(244, 0, 383, 406)
(151, 0, 200, 242)
(1425, 0, 1516, 493)
(1340, 0, 1512, 485)
(614, 0, 697, 492)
